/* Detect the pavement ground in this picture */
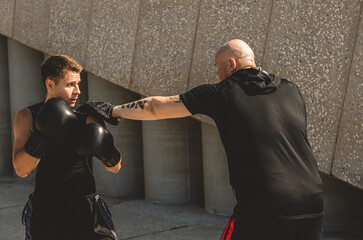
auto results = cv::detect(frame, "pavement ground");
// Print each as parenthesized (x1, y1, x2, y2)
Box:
(0, 176, 362, 240)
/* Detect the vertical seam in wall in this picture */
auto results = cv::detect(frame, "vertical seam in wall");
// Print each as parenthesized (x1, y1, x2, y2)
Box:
(11, 0, 17, 37)
(128, 0, 143, 90)
(260, 0, 275, 68)
(44, 0, 51, 53)
(329, 4, 362, 175)
(186, 119, 191, 203)
(185, 0, 202, 91)
(1, 35, 12, 174)
(141, 121, 147, 198)
(83, 0, 94, 70)
(139, 120, 145, 196)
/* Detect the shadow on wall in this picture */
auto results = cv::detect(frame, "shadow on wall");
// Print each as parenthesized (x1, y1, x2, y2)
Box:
(321, 172, 363, 236)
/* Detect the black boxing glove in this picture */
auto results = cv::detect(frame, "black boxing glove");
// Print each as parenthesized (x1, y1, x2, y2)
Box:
(24, 98, 78, 158)
(77, 101, 120, 125)
(77, 122, 121, 167)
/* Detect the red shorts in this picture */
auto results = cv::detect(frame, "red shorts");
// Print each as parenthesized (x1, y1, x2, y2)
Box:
(221, 216, 323, 240)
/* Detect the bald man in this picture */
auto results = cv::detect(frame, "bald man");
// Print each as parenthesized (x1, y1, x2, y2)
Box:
(88, 39, 324, 240)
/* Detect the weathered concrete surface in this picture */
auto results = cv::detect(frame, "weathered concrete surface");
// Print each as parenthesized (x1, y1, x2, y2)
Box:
(0, 36, 12, 175)
(261, 0, 362, 174)
(87, 73, 144, 197)
(0, 0, 361, 189)
(332, 11, 363, 189)
(202, 123, 236, 215)
(7, 39, 45, 139)
(12, 0, 49, 52)
(130, 0, 200, 96)
(0, 0, 15, 38)
(46, 0, 91, 65)
(189, 0, 273, 88)
(86, 0, 140, 87)
(142, 118, 203, 204)
(186, 118, 204, 204)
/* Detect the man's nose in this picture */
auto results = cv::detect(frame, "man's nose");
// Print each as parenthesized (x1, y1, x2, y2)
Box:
(74, 85, 81, 94)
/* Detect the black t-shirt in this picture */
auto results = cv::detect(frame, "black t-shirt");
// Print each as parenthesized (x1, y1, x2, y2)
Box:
(180, 67, 323, 219)
(28, 102, 96, 199)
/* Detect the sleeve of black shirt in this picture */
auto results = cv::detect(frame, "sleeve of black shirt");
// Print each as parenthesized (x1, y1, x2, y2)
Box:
(179, 83, 225, 118)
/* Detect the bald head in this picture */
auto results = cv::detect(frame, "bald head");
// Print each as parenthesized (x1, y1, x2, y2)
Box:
(217, 39, 255, 67)
(215, 39, 256, 81)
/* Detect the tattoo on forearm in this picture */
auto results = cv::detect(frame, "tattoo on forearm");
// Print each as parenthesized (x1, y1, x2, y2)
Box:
(169, 96, 181, 103)
(121, 100, 147, 110)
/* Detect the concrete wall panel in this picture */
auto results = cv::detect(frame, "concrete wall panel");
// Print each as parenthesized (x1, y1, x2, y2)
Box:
(88, 73, 144, 196)
(0, 35, 12, 175)
(332, 12, 363, 189)
(186, 118, 204, 204)
(143, 118, 203, 204)
(130, 0, 200, 96)
(8, 39, 45, 130)
(12, 0, 49, 52)
(202, 123, 236, 215)
(261, 0, 362, 173)
(189, 0, 273, 89)
(86, 0, 140, 88)
(0, 0, 361, 192)
(8, 39, 45, 179)
(46, 0, 91, 65)
(0, 0, 15, 38)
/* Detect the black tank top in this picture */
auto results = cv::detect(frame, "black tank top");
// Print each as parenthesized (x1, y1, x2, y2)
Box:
(29, 102, 96, 198)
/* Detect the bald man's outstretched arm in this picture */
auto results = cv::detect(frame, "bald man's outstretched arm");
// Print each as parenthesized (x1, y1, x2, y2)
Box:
(112, 95, 192, 120)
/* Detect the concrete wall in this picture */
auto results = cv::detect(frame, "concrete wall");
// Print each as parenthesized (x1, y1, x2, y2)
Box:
(0, 1, 362, 228)
(262, 0, 362, 176)
(202, 123, 236, 215)
(0, 0, 360, 189)
(7, 38, 45, 179)
(142, 118, 203, 204)
(0, 35, 12, 175)
(87, 73, 144, 197)
(7, 39, 45, 139)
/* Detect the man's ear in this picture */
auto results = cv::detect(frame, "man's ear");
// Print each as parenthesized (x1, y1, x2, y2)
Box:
(229, 58, 237, 72)
(45, 79, 55, 91)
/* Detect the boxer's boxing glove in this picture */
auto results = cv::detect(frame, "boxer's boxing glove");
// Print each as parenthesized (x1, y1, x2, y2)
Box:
(77, 101, 120, 125)
(24, 98, 78, 158)
(77, 122, 121, 167)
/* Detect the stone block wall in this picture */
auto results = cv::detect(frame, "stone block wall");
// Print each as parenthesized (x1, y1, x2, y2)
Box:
(0, 0, 361, 188)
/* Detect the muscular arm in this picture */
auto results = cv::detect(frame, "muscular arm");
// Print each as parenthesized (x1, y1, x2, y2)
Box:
(13, 108, 40, 178)
(112, 95, 192, 120)
(86, 114, 121, 173)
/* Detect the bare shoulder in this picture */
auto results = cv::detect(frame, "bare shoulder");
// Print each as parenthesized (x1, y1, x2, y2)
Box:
(17, 107, 32, 118)
(13, 107, 33, 147)
(14, 108, 33, 130)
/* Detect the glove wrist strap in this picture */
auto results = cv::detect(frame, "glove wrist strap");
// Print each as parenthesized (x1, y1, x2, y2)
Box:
(102, 146, 121, 167)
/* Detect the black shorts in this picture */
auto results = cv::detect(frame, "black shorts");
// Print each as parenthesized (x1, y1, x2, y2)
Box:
(220, 216, 323, 240)
(22, 193, 118, 240)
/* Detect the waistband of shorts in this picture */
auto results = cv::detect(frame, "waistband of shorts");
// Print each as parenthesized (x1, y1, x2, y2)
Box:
(33, 190, 98, 201)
